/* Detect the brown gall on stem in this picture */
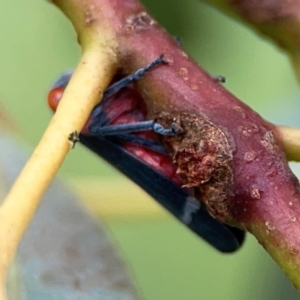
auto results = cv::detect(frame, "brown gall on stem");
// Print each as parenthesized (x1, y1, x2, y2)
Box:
(156, 112, 233, 221)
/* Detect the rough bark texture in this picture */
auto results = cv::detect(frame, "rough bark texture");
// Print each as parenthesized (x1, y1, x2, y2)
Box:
(156, 111, 233, 221)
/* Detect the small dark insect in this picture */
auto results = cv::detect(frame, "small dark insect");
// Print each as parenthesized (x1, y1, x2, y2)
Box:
(68, 130, 80, 149)
(212, 75, 226, 83)
(48, 55, 244, 252)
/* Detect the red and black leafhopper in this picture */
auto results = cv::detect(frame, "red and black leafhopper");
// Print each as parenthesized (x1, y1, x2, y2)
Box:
(48, 55, 245, 253)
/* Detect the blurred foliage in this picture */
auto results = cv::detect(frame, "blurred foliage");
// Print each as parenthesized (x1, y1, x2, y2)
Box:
(0, 133, 137, 300)
(1, 0, 300, 299)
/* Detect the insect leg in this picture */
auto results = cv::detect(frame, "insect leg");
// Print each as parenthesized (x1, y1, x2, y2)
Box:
(89, 120, 183, 137)
(103, 54, 168, 99)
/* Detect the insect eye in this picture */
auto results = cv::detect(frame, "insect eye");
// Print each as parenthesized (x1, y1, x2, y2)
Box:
(47, 87, 64, 111)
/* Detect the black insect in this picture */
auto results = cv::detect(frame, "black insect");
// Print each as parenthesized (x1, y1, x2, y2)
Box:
(48, 54, 244, 252)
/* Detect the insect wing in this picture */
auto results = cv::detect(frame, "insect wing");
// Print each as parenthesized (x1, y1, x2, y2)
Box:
(79, 134, 245, 252)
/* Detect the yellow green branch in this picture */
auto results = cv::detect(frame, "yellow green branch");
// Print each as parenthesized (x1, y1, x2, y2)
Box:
(277, 126, 300, 162)
(0, 1, 118, 298)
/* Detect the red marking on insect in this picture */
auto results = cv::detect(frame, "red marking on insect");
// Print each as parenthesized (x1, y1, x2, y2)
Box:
(48, 81, 182, 185)
(47, 87, 64, 111)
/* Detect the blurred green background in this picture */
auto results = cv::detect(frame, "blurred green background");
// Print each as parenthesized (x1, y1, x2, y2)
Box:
(1, 0, 300, 299)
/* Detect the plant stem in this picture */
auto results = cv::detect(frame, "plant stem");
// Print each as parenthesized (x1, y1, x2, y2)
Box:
(0, 1, 118, 297)
(277, 126, 300, 161)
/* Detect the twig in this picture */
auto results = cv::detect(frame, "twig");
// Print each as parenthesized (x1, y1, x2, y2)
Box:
(0, 2, 118, 297)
